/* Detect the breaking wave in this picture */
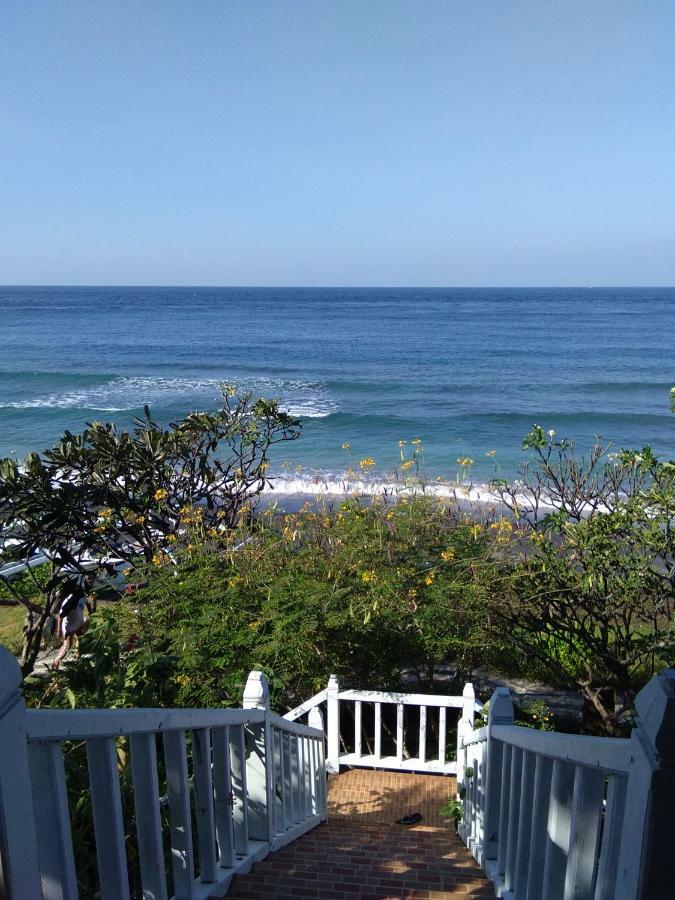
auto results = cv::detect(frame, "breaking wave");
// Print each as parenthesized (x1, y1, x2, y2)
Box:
(0, 375, 339, 419)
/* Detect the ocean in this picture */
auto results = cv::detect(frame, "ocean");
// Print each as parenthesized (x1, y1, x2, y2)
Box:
(0, 286, 672, 489)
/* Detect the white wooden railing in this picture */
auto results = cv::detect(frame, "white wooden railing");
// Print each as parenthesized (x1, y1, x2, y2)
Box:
(285, 674, 482, 775)
(0, 650, 326, 900)
(458, 670, 675, 900)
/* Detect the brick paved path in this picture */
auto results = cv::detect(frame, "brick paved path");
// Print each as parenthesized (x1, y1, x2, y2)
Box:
(227, 769, 494, 899)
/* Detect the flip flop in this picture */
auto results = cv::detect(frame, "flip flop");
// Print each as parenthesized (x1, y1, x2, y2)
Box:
(395, 812, 423, 825)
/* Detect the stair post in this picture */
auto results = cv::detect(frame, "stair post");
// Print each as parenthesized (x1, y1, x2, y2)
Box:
(616, 668, 675, 900)
(242, 670, 275, 845)
(326, 674, 340, 774)
(0, 645, 42, 899)
(482, 687, 514, 864)
(457, 682, 476, 796)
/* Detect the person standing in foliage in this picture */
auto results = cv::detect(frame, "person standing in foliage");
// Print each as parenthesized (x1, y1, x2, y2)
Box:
(53, 576, 91, 669)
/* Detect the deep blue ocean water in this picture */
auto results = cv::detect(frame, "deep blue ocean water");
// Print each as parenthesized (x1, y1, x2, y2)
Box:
(0, 286, 672, 485)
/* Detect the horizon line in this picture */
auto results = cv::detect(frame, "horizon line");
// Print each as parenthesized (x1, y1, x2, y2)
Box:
(2, 283, 675, 291)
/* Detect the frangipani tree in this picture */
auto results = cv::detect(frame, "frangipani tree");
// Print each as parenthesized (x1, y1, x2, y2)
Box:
(0, 386, 301, 675)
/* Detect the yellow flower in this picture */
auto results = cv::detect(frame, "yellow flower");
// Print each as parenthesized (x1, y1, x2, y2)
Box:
(151, 554, 163, 565)
(440, 548, 455, 562)
(359, 457, 375, 469)
(175, 674, 190, 687)
(424, 572, 435, 585)
(457, 457, 474, 467)
(409, 588, 417, 598)
(411, 438, 422, 446)
(154, 488, 168, 501)
(386, 509, 395, 520)
(398, 440, 406, 447)
(401, 460, 414, 471)
(361, 570, 377, 583)
(470, 524, 484, 540)
(97, 507, 112, 519)
(342, 442, 350, 450)
(166, 533, 177, 543)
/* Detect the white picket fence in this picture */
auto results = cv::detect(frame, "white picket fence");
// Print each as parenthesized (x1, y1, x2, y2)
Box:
(284, 674, 482, 775)
(458, 670, 675, 900)
(0, 651, 326, 900)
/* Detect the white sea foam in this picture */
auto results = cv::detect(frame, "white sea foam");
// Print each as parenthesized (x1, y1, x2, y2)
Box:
(264, 474, 505, 505)
(262, 473, 562, 517)
(2, 375, 339, 418)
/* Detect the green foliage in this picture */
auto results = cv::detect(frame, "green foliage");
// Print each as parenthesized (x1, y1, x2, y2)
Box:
(0, 387, 300, 675)
(516, 698, 555, 731)
(494, 432, 675, 735)
(31, 496, 510, 713)
(440, 796, 464, 826)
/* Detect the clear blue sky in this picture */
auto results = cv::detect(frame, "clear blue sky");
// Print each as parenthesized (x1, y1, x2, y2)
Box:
(1, 1, 674, 286)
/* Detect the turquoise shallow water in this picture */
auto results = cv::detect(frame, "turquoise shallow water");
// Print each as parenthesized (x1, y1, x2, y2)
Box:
(0, 286, 672, 483)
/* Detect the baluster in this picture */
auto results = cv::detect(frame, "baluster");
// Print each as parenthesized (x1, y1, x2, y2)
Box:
(86, 737, 131, 900)
(192, 728, 218, 884)
(228, 724, 250, 857)
(396, 703, 404, 764)
(525, 754, 553, 900)
(28, 740, 79, 900)
(354, 701, 362, 759)
(163, 730, 196, 898)
(374, 702, 382, 760)
(317, 733, 327, 813)
(595, 775, 627, 900)
(282, 730, 292, 829)
(476, 740, 486, 847)
(308, 707, 325, 817)
(212, 726, 235, 869)
(542, 760, 575, 900)
(292, 734, 301, 823)
(308, 737, 318, 815)
(129, 733, 168, 900)
(304, 737, 313, 817)
(419, 705, 427, 765)
(496, 743, 512, 877)
(438, 706, 446, 764)
(512, 750, 535, 899)
(273, 729, 284, 835)
(504, 747, 523, 892)
(563, 766, 605, 900)
(470, 745, 479, 844)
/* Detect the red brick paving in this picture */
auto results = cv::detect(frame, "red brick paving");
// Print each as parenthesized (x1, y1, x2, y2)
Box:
(227, 769, 494, 899)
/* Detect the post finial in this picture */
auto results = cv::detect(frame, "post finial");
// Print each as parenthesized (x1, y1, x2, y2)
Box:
(243, 670, 270, 710)
(634, 668, 675, 766)
(487, 686, 514, 728)
(0, 645, 23, 714)
(308, 706, 324, 732)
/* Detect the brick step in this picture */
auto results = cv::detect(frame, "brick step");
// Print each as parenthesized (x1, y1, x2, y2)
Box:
(227, 769, 493, 899)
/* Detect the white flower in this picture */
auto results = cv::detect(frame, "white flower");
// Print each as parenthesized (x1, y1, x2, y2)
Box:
(548, 430, 556, 438)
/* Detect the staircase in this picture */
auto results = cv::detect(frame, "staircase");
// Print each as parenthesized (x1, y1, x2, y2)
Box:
(228, 769, 493, 899)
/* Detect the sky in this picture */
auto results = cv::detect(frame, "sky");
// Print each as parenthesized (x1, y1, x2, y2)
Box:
(1, 1, 674, 287)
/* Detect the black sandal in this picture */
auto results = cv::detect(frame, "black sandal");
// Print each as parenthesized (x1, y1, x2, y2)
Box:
(395, 812, 423, 825)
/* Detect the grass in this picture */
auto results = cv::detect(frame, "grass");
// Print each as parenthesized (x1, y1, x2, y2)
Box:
(0, 604, 25, 655)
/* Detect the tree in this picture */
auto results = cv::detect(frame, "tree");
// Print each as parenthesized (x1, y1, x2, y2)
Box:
(0, 387, 300, 675)
(493, 428, 675, 735)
